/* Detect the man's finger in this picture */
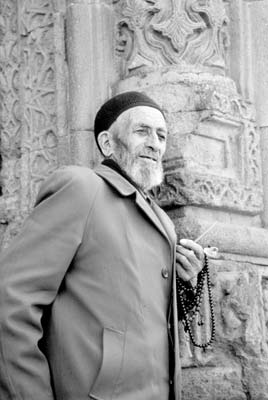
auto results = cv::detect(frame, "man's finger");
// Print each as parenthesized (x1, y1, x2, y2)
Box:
(176, 245, 196, 263)
(176, 263, 195, 281)
(176, 253, 193, 272)
(179, 238, 204, 260)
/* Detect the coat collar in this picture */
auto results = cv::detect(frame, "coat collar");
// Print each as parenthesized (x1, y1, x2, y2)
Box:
(95, 164, 137, 197)
(94, 164, 176, 248)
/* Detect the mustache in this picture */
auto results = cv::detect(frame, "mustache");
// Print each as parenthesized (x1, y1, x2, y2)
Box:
(136, 151, 161, 162)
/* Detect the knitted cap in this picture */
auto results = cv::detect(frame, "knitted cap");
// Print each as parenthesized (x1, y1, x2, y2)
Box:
(94, 91, 164, 147)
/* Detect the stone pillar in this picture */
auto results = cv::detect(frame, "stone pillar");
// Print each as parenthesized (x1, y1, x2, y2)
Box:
(250, 2, 268, 228)
(66, 0, 116, 167)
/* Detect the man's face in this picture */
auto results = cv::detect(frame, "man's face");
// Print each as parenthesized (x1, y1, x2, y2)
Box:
(110, 106, 167, 192)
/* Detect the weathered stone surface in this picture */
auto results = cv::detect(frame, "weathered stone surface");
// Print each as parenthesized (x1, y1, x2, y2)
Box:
(216, 263, 264, 355)
(179, 258, 268, 399)
(66, 0, 116, 166)
(70, 129, 99, 167)
(260, 126, 268, 228)
(168, 206, 268, 258)
(66, 0, 116, 132)
(181, 366, 247, 400)
(251, 2, 268, 229)
(251, 2, 268, 127)
(242, 358, 268, 400)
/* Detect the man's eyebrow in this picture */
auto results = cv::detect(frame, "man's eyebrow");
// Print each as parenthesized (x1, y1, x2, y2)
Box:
(133, 123, 149, 128)
(133, 123, 167, 132)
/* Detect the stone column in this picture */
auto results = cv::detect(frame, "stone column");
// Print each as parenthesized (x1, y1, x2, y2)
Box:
(250, 2, 268, 228)
(66, 0, 116, 167)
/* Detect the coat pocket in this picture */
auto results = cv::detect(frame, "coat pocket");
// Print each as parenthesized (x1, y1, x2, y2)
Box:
(89, 327, 125, 400)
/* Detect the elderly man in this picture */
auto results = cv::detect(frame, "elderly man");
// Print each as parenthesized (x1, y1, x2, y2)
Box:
(0, 92, 205, 400)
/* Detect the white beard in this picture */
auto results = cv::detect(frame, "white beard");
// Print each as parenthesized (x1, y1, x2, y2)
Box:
(112, 139, 163, 192)
(128, 158, 163, 192)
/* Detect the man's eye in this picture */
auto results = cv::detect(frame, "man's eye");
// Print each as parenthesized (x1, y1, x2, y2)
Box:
(158, 134, 166, 141)
(136, 128, 148, 134)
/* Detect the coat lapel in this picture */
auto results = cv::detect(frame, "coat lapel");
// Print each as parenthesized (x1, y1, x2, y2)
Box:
(95, 165, 176, 249)
(150, 201, 177, 247)
(135, 192, 175, 248)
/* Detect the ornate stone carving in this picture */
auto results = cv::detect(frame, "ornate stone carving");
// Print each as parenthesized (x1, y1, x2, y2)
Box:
(19, 0, 59, 205)
(114, 0, 229, 76)
(0, 0, 21, 205)
(0, 0, 65, 243)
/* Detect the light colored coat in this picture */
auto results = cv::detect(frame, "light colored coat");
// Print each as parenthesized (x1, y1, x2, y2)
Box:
(0, 165, 181, 400)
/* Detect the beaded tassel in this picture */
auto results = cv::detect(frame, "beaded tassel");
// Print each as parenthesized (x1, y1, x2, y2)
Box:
(176, 254, 216, 349)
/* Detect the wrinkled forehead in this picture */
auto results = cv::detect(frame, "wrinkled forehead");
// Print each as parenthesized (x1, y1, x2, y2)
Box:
(118, 106, 167, 130)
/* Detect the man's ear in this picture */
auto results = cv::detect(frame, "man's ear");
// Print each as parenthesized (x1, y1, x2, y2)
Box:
(97, 130, 113, 157)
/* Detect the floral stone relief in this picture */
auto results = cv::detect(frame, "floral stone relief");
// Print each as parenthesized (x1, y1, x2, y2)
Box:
(113, 0, 229, 76)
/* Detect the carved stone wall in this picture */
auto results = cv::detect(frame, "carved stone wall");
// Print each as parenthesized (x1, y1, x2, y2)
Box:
(0, 0, 21, 246)
(0, 0, 67, 247)
(1, 0, 268, 399)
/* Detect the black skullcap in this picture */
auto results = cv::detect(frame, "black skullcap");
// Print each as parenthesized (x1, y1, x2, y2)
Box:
(94, 91, 164, 149)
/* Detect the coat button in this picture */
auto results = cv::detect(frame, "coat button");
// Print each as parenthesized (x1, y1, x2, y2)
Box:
(161, 268, 169, 279)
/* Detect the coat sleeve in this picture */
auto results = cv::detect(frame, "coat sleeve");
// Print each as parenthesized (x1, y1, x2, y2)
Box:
(0, 166, 100, 400)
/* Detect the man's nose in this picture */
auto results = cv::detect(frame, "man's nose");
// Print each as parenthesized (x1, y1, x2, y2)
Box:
(146, 131, 160, 150)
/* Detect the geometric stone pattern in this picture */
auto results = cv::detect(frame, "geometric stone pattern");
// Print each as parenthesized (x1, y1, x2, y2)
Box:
(19, 0, 60, 206)
(0, 0, 67, 246)
(113, 0, 229, 76)
(0, 0, 21, 207)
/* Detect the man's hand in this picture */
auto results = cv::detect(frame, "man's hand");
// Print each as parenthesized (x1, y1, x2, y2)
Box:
(176, 239, 205, 284)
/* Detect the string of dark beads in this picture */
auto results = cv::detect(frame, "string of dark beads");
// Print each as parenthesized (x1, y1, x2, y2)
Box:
(176, 254, 216, 349)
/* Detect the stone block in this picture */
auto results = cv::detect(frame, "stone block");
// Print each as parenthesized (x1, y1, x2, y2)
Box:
(168, 206, 268, 258)
(181, 367, 246, 400)
(242, 358, 268, 400)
